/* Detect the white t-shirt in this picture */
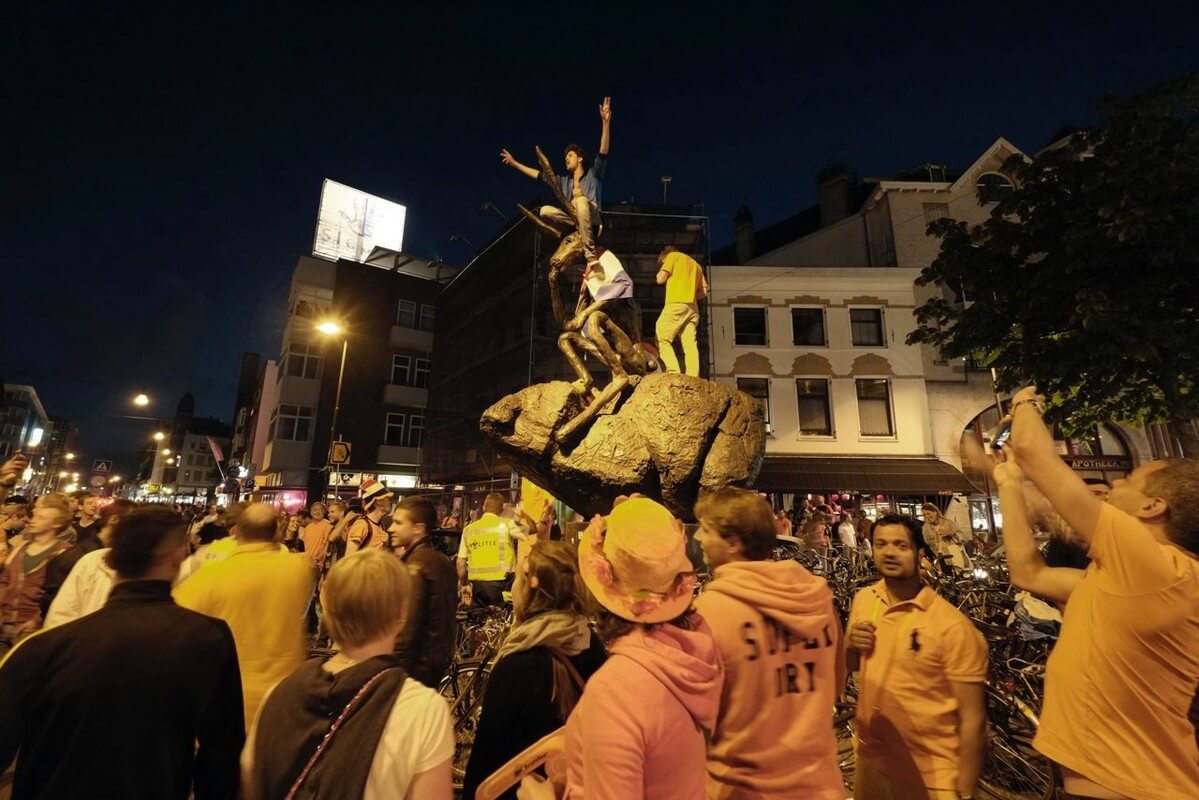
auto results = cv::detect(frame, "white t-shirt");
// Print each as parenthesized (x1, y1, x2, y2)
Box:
(837, 522, 857, 549)
(243, 677, 454, 799)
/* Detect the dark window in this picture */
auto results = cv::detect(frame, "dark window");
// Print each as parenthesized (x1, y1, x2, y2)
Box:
(285, 343, 322, 379)
(733, 307, 767, 346)
(408, 415, 424, 448)
(850, 308, 884, 347)
(385, 413, 407, 446)
(856, 379, 894, 436)
(791, 308, 826, 346)
(391, 355, 411, 385)
(796, 379, 833, 436)
(418, 304, 436, 332)
(397, 300, 417, 328)
(977, 173, 1014, 203)
(414, 358, 430, 389)
(272, 405, 313, 442)
(736, 378, 771, 425)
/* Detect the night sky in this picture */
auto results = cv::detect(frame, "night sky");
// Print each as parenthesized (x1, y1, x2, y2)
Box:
(3, 1, 1195, 473)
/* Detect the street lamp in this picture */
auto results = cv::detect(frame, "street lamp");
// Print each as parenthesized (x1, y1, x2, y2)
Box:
(166, 457, 175, 465)
(65, 453, 75, 462)
(133, 393, 150, 407)
(153, 431, 165, 442)
(316, 319, 349, 500)
(161, 448, 171, 456)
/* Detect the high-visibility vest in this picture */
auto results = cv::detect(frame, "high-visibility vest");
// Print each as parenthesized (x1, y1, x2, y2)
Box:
(462, 514, 514, 582)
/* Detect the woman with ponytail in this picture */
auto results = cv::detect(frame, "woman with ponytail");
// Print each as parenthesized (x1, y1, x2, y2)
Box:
(462, 540, 606, 800)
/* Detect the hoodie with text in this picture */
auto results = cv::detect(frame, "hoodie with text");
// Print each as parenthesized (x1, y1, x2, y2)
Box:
(694, 560, 847, 800)
(565, 612, 724, 800)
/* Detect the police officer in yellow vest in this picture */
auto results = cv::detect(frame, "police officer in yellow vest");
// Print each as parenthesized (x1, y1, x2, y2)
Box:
(456, 492, 522, 608)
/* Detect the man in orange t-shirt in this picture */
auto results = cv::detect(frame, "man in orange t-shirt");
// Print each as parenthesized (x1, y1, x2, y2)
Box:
(846, 514, 987, 800)
(997, 386, 1199, 800)
(299, 501, 332, 571)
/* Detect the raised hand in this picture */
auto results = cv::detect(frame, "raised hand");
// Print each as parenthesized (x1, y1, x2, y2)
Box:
(500, 148, 517, 166)
(0, 454, 28, 488)
(598, 96, 611, 123)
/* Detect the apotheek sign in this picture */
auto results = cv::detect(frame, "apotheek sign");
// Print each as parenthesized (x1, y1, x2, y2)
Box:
(1063, 455, 1132, 471)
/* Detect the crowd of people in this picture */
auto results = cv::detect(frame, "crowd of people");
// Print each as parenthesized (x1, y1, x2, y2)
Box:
(0, 382, 1194, 799)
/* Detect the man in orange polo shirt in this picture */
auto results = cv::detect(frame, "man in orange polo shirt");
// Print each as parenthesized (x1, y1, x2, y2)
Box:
(996, 386, 1199, 800)
(847, 514, 987, 800)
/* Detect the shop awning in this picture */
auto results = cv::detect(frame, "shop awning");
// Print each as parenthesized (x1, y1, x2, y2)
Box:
(752, 456, 977, 495)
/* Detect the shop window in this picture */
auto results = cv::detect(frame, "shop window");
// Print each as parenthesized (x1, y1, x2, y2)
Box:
(856, 379, 894, 436)
(791, 308, 826, 346)
(797, 379, 833, 436)
(850, 309, 885, 347)
(734, 307, 768, 346)
(736, 377, 771, 426)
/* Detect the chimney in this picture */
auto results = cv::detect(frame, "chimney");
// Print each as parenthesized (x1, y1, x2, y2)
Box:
(734, 201, 754, 264)
(817, 163, 853, 228)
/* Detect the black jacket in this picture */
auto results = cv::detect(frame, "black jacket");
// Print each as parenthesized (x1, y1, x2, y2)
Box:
(38, 532, 104, 617)
(395, 538, 457, 687)
(462, 635, 607, 800)
(0, 581, 245, 799)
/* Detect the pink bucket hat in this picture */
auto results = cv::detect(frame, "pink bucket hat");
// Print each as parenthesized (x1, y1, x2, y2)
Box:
(579, 497, 697, 624)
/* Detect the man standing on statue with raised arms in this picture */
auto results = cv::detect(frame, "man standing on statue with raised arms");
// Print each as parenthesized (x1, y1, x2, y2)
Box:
(500, 97, 611, 270)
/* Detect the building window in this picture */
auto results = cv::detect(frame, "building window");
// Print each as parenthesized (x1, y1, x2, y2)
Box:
(271, 405, 313, 442)
(414, 358, 430, 389)
(850, 308, 885, 347)
(796, 379, 833, 436)
(733, 307, 768, 346)
(385, 413, 407, 447)
(397, 300, 417, 328)
(790, 308, 826, 346)
(977, 173, 1015, 203)
(856, 379, 895, 437)
(922, 202, 950, 224)
(284, 343, 322, 379)
(418, 304, 436, 332)
(407, 415, 424, 448)
(391, 355, 411, 385)
(736, 377, 771, 426)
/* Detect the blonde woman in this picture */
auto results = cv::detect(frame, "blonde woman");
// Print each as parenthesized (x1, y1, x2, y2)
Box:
(242, 550, 453, 800)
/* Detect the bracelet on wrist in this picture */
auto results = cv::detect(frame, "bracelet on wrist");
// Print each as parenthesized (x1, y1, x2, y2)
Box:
(1011, 397, 1045, 415)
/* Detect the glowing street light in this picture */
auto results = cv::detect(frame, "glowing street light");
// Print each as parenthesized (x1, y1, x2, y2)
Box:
(109, 476, 122, 484)
(316, 319, 349, 500)
(166, 457, 176, 465)
(133, 393, 150, 407)
(58, 471, 68, 479)
(161, 448, 171, 456)
(152, 431, 165, 442)
(65, 453, 75, 462)
(316, 320, 344, 336)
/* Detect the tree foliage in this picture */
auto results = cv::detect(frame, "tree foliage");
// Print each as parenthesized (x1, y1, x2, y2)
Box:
(909, 74, 1199, 454)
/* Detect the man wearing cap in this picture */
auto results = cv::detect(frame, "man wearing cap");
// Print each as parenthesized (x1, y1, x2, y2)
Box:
(456, 492, 521, 608)
(346, 479, 393, 553)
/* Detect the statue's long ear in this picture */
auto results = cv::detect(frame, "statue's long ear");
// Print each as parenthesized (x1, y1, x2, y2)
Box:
(535, 146, 578, 227)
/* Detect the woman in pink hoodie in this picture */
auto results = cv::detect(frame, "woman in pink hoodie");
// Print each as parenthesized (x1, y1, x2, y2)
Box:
(539, 497, 724, 800)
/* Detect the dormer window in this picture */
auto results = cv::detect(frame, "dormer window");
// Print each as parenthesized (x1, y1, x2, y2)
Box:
(977, 173, 1014, 203)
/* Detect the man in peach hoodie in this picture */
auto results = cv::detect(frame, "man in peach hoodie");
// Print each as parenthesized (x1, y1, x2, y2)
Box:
(694, 487, 847, 800)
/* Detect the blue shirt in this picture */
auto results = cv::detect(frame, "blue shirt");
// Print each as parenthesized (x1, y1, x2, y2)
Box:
(555, 153, 607, 207)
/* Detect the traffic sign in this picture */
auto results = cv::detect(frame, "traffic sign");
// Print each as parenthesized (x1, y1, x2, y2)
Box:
(330, 441, 352, 465)
(92, 459, 112, 473)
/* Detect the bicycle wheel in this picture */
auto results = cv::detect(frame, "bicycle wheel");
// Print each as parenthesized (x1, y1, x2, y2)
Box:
(439, 662, 488, 791)
(978, 686, 1053, 800)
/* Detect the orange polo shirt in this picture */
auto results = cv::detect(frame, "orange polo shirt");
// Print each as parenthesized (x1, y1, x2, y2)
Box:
(849, 581, 987, 791)
(1035, 503, 1199, 800)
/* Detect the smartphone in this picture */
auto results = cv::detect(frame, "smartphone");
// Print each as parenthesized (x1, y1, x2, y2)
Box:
(992, 422, 1013, 450)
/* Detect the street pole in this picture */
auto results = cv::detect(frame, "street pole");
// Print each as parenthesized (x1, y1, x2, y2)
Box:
(328, 337, 348, 501)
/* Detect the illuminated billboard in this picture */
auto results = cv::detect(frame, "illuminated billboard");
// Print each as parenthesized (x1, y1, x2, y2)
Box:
(313, 179, 407, 263)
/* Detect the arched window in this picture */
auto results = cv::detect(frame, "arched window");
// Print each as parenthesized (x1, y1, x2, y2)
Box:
(976, 173, 1014, 203)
